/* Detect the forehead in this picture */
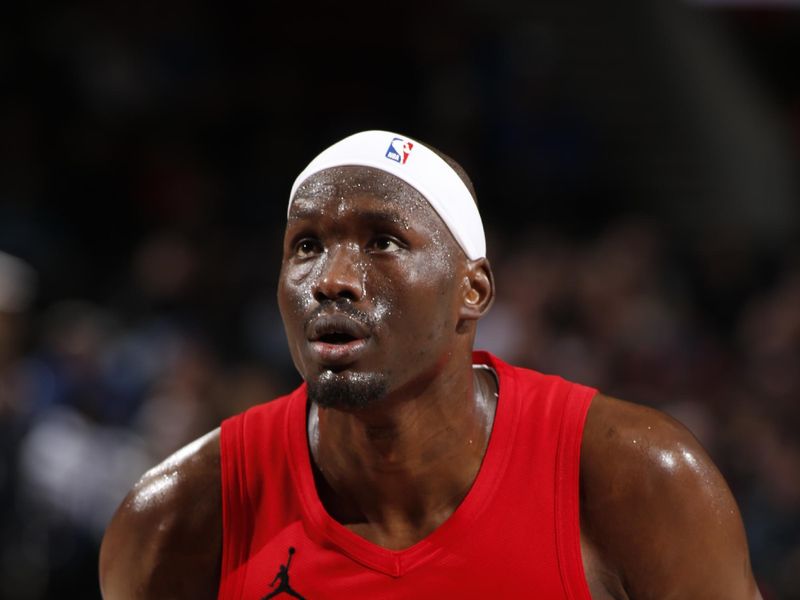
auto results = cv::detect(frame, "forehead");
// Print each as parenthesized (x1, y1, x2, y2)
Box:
(289, 166, 441, 226)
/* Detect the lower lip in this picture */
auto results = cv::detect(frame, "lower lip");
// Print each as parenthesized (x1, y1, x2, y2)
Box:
(309, 338, 368, 366)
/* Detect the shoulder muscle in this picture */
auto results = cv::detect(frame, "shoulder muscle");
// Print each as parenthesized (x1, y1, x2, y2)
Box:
(99, 429, 222, 600)
(580, 395, 761, 599)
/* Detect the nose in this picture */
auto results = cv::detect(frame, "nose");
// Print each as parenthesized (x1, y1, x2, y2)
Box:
(313, 244, 364, 303)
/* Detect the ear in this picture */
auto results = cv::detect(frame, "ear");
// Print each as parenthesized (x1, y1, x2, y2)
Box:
(459, 257, 495, 321)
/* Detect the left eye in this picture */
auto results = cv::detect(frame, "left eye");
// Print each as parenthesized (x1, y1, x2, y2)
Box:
(370, 236, 404, 253)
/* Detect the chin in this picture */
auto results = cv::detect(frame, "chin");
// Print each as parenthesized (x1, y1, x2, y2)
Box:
(307, 369, 389, 410)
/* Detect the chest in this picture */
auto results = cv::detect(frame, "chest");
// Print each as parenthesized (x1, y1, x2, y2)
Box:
(234, 511, 573, 600)
(229, 450, 591, 600)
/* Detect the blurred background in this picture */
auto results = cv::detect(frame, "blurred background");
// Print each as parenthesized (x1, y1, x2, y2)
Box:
(0, 1, 798, 598)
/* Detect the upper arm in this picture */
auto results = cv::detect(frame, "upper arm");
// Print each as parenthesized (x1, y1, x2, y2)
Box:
(99, 429, 222, 600)
(580, 395, 761, 600)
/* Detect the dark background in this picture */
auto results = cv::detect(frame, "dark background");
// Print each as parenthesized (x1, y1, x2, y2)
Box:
(0, 1, 798, 598)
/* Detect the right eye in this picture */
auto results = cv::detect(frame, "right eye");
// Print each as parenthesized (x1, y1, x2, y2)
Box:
(294, 239, 322, 258)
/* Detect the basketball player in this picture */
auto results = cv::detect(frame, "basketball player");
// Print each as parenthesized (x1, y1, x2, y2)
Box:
(99, 130, 762, 599)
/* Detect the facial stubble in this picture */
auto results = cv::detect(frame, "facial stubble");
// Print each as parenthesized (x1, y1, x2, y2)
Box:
(307, 368, 390, 411)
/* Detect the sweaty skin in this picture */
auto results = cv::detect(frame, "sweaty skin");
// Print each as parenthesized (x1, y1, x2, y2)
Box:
(99, 165, 762, 600)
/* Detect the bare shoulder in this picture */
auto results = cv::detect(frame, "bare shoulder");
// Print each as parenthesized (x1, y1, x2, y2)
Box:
(579, 394, 762, 599)
(99, 428, 222, 600)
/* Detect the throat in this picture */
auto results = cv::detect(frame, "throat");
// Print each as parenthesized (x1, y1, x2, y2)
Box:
(306, 364, 499, 549)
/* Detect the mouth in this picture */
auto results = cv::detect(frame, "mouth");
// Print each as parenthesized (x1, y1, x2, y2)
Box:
(306, 315, 371, 367)
(317, 332, 359, 344)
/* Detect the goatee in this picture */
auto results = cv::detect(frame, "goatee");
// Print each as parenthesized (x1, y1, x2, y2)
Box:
(307, 370, 388, 410)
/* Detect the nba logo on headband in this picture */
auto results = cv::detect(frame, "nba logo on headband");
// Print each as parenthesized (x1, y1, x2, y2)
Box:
(385, 137, 413, 164)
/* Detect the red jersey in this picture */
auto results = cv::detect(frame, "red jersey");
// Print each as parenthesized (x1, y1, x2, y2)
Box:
(218, 351, 596, 599)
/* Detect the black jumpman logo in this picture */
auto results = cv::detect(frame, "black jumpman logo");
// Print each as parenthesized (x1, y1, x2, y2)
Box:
(261, 547, 306, 599)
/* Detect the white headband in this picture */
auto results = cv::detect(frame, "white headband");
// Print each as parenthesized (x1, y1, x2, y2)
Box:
(288, 130, 486, 260)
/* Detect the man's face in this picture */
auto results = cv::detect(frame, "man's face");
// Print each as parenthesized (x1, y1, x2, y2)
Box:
(278, 166, 467, 410)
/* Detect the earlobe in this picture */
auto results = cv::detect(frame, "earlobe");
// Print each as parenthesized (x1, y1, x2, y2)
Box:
(459, 258, 495, 321)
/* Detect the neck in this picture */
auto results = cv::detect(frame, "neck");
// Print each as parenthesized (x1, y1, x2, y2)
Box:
(307, 360, 498, 549)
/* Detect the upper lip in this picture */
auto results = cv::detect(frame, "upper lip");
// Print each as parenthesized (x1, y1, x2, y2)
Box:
(306, 314, 371, 343)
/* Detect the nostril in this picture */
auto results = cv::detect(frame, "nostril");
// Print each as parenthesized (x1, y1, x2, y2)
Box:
(313, 287, 358, 303)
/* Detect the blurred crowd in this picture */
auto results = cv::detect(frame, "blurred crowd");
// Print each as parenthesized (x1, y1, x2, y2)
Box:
(1, 2, 799, 599)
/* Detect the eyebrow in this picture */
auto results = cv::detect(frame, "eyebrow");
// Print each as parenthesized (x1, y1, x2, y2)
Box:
(288, 205, 411, 229)
(353, 210, 410, 229)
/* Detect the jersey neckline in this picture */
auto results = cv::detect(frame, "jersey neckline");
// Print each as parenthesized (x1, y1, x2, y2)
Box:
(284, 350, 520, 578)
